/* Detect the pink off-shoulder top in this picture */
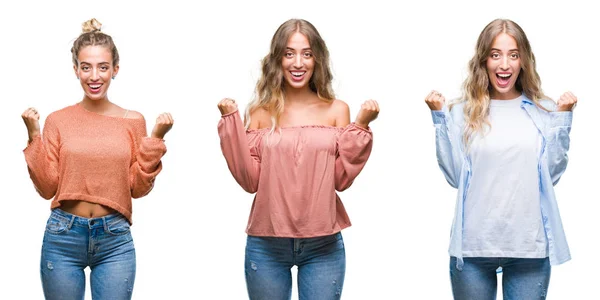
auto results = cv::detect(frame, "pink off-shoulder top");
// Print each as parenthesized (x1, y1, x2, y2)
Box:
(218, 110, 373, 238)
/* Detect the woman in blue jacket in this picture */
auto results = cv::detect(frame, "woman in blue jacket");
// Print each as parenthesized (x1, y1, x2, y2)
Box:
(425, 19, 576, 299)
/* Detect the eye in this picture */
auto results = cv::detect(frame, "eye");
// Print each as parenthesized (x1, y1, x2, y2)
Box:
(285, 52, 294, 58)
(100, 66, 109, 71)
(81, 66, 90, 71)
(490, 53, 500, 59)
(510, 53, 519, 59)
(303, 52, 313, 58)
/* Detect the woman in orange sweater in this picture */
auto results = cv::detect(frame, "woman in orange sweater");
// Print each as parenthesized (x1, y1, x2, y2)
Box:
(21, 18, 173, 300)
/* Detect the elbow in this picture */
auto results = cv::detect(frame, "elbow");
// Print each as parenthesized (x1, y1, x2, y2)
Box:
(335, 180, 353, 192)
(445, 178, 459, 189)
(132, 187, 152, 198)
(40, 192, 55, 200)
(242, 182, 259, 194)
(131, 184, 153, 199)
(439, 167, 459, 189)
(549, 157, 568, 186)
(36, 186, 57, 200)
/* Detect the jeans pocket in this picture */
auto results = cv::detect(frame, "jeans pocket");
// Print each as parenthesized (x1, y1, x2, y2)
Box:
(45, 215, 69, 234)
(106, 216, 131, 236)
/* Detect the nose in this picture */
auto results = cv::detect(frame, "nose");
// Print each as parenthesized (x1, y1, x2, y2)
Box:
(293, 55, 303, 68)
(500, 56, 509, 70)
(91, 68, 100, 81)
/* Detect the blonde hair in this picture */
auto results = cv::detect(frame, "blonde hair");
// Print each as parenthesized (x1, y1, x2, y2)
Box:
(452, 19, 549, 147)
(71, 18, 119, 67)
(244, 19, 335, 130)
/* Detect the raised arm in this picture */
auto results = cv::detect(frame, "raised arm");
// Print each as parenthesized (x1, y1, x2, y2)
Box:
(130, 112, 170, 198)
(23, 109, 60, 199)
(335, 99, 378, 191)
(426, 91, 464, 188)
(217, 98, 262, 193)
(546, 92, 577, 185)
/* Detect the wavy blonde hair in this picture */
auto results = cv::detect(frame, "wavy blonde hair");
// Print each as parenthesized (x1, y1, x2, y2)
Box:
(451, 19, 549, 147)
(244, 19, 335, 129)
(71, 18, 119, 67)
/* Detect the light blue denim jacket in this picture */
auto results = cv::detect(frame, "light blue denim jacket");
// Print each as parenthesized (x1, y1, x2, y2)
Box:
(431, 95, 573, 270)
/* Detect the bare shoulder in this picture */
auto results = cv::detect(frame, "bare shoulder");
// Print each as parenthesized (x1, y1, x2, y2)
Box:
(248, 107, 272, 130)
(124, 110, 145, 120)
(329, 99, 350, 127)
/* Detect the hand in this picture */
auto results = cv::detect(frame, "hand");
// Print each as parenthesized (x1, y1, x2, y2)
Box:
(556, 91, 577, 112)
(151, 113, 174, 139)
(22, 107, 41, 142)
(218, 98, 238, 115)
(425, 90, 445, 111)
(355, 99, 379, 129)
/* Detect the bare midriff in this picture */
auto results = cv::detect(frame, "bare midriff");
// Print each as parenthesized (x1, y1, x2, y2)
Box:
(60, 200, 116, 218)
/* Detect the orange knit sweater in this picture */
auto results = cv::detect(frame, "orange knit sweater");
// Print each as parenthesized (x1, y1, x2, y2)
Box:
(24, 104, 167, 223)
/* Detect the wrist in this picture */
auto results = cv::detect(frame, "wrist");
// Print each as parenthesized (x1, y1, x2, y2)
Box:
(354, 122, 369, 129)
(28, 131, 40, 140)
(151, 133, 164, 139)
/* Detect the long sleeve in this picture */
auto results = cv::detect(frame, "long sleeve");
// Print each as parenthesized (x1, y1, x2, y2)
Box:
(130, 120, 167, 198)
(546, 111, 572, 185)
(334, 123, 373, 191)
(218, 110, 262, 193)
(432, 106, 465, 189)
(23, 115, 60, 199)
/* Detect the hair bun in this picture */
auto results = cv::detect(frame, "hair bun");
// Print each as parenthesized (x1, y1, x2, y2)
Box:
(82, 18, 102, 33)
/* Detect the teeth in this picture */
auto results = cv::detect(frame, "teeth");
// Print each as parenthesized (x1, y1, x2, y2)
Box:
(89, 84, 101, 89)
(291, 72, 305, 77)
(498, 74, 511, 78)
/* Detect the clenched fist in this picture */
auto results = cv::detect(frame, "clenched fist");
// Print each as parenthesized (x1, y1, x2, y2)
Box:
(217, 98, 238, 116)
(425, 90, 445, 111)
(151, 113, 174, 140)
(355, 99, 379, 129)
(556, 91, 577, 112)
(22, 107, 41, 142)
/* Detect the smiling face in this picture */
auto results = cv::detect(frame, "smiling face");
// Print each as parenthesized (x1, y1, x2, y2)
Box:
(73, 45, 119, 102)
(281, 31, 315, 91)
(486, 33, 521, 100)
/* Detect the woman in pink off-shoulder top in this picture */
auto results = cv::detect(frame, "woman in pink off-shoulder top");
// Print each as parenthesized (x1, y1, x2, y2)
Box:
(217, 19, 379, 300)
(21, 18, 173, 300)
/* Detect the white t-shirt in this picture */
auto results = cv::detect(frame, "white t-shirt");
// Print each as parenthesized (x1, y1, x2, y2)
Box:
(463, 96, 548, 258)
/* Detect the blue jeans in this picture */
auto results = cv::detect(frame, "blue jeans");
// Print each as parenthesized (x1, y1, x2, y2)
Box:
(245, 232, 346, 300)
(40, 208, 136, 300)
(450, 257, 551, 300)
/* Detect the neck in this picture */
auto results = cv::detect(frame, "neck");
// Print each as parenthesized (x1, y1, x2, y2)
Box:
(80, 97, 112, 113)
(284, 85, 318, 105)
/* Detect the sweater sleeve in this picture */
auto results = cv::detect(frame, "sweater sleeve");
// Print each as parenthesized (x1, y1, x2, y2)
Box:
(218, 110, 262, 194)
(23, 115, 60, 200)
(334, 123, 373, 191)
(130, 119, 167, 198)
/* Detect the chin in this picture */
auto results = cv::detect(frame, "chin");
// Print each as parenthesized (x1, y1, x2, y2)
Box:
(285, 80, 307, 90)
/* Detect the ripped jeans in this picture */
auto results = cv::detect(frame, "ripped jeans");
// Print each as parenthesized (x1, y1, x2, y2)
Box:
(40, 208, 136, 300)
(245, 232, 346, 300)
(450, 257, 551, 300)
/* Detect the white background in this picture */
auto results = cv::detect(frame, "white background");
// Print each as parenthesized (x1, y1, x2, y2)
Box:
(0, 0, 597, 299)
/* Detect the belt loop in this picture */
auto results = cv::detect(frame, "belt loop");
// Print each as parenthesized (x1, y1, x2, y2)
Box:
(102, 216, 108, 231)
(68, 215, 75, 230)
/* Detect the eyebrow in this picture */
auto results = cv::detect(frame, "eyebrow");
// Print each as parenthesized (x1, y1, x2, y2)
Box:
(79, 61, 111, 65)
(490, 48, 519, 52)
(286, 47, 312, 51)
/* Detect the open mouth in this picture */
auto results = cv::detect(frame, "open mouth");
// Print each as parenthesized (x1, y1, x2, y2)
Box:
(496, 73, 512, 87)
(290, 71, 306, 81)
(88, 83, 103, 93)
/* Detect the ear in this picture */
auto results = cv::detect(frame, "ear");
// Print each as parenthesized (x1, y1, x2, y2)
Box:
(73, 64, 79, 79)
(113, 64, 120, 78)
